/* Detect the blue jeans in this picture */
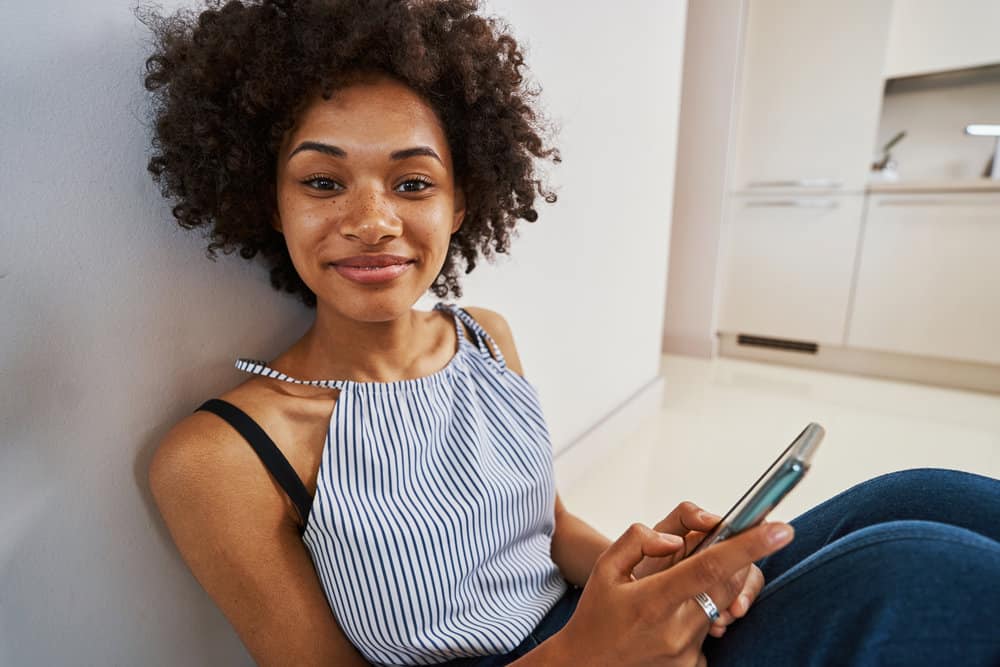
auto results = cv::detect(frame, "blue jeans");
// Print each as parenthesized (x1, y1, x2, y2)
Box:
(439, 468, 1000, 666)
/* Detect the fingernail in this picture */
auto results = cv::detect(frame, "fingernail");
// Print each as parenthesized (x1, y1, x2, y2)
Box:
(699, 511, 721, 522)
(659, 532, 684, 545)
(738, 594, 750, 612)
(768, 524, 793, 545)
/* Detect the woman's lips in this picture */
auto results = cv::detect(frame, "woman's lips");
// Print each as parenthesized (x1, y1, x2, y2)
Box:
(328, 255, 415, 285)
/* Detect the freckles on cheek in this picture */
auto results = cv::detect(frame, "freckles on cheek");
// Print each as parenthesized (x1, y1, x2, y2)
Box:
(296, 201, 338, 228)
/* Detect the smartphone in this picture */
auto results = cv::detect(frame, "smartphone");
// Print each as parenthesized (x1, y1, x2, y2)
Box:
(686, 423, 825, 558)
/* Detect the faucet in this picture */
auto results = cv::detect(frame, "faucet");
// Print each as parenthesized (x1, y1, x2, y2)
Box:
(965, 124, 1000, 179)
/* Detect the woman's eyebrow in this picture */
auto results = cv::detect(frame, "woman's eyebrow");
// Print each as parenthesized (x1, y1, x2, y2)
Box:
(288, 141, 346, 161)
(389, 146, 443, 164)
(287, 141, 442, 164)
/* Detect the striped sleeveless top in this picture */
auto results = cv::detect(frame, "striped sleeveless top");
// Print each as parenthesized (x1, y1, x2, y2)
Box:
(224, 303, 567, 665)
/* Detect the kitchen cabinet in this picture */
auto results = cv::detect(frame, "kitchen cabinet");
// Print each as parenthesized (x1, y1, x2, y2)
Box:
(847, 193, 1000, 365)
(717, 195, 865, 345)
(884, 0, 1000, 79)
(732, 1, 892, 192)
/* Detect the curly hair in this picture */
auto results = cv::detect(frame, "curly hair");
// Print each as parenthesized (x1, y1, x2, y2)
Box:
(141, 0, 559, 307)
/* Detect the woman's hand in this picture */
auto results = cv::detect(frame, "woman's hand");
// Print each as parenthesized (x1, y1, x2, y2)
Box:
(708, 562, 764, 638)
(631, 502, 721, 576)
(630, 502, 768, 638)
(548, 520, 794, 667)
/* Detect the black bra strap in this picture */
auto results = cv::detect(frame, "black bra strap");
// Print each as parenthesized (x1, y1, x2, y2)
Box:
(195, 398, 313, 534)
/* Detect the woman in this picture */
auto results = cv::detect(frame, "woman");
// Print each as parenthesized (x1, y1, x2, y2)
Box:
(143, 1, 1000, 665)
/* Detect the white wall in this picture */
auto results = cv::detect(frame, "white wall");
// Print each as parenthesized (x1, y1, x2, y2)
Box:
(1, 1, 686, 665)
(662, 0, 745, 359)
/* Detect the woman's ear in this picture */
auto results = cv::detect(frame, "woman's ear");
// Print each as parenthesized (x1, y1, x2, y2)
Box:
(271, 211, 283, 234)
(452, 187, 466, 234)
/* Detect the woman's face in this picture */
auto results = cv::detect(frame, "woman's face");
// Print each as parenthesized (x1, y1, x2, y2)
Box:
(274, 74, 464, 322)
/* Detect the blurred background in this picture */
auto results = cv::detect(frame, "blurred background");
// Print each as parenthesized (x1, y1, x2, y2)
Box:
(1, 1, 997, 665)
(664, 0, 1000, 384)
(565, 0, 1000, 581)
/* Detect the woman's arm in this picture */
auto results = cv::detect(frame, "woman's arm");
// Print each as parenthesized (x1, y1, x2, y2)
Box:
(149, 413, 371, 667)
(550, 494, 613, 587)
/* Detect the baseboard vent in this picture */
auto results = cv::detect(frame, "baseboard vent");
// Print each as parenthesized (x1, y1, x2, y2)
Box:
(737, 334, 819, 354)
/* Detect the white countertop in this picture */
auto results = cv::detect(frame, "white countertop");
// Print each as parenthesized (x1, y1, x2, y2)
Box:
(867, 179, 1000, 193)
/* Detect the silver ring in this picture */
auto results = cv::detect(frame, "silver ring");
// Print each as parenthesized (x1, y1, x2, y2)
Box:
(694, 592, 721, 623)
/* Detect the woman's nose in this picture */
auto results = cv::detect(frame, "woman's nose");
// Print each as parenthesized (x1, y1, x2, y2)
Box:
(338, 189, 402, 245)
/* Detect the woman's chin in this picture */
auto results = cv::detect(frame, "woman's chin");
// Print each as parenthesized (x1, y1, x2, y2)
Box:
(318, 289, 428, 324)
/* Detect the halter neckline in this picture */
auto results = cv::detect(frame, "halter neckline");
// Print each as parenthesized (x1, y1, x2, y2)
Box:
(234, 302, 505, 391)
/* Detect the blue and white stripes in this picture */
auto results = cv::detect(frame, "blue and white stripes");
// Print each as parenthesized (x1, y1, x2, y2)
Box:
(236, 303, 567, 665)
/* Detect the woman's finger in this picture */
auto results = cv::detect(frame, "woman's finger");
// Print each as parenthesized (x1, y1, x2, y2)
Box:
(597, 523, 686, 584)
(728, 564, 765, 618)
(635, 524, 705, 579)
(630, 542, 689, 580)
(673, 558, 745, 648)
(649, 521, 794, 606)
(655, 531, 780, 653)
(653, 501, 722, 536)
(707, 623, 727, 638)
(680, 568, 747, 640)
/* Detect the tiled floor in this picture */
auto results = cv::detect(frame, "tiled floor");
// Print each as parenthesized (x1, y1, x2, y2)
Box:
(559, 354, 1000, 539)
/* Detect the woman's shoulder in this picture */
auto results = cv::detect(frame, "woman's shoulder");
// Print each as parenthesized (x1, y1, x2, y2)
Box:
(148, 380, 326, 532)
(148, 387, 273, 515)
(150, 380, 274, 476)
(458, 305, 524, 376)
(460, 305, 511, 337)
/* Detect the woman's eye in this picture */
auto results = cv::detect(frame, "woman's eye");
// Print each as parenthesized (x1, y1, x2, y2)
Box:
(301, 176, 342, 191)
(396, 177, 433, 193)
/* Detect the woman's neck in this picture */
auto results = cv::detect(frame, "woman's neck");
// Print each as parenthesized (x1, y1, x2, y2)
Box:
(278, 305, 452, 383)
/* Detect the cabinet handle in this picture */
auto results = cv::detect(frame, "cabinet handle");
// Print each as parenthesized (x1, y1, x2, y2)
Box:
(747, 179, 843, 189)
(744, 199, 839, 209)
(876, 198, 1000, 207)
